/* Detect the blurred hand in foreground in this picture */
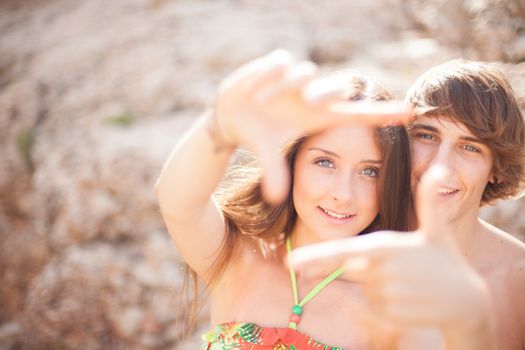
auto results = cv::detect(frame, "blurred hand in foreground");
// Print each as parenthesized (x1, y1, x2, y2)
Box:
(214, 49, 411, 203)
(289, 165, 496, 348)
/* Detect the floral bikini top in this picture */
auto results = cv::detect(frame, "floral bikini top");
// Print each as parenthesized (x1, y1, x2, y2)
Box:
(202, 322, 344, 349)
(201, 237, 346, 350)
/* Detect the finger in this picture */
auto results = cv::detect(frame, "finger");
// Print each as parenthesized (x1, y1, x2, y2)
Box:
(292, 253, 343, 280)
(255, 61, 318, 103)
(255, 136, 290, 204)
(415, 164, 459, 242)
(375, 282, 431, 304)
(301, 72, 412, 127)
(221, 49, 294, 92)
(300, 101, 412, 134)
(379, 301, 449, 327)
(302, 72, 352, 103)
(294, 254, 376, 283)
(340, 257, 375, 283)
(290, 231, 407, 274)
(361, 283, 423, 325)
(326, 100, 412, 126)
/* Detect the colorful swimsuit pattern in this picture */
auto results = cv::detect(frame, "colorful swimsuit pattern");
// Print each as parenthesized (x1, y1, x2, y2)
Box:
(202, 237, 346, 349)
(202, 322, 344, 350)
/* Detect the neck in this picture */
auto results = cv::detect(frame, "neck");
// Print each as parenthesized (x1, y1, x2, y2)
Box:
(409, 204, 482, 260)
(450, 217, 481, 258)
(289, 222, 322, 250)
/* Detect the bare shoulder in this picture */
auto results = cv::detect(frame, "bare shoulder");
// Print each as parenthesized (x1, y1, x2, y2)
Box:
(477, 218, 525, 284)
(478, 219, 525, 262)
(478, 219, 525, 345)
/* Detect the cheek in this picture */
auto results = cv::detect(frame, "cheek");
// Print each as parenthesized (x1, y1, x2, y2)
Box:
(462, 159, 493, 190)
(411, 143, 428, 170)
(294, 163, 333, 196)
(355, 181, 379, 212)
(480, 157, 494, 181)
(411, 144, 424, 170)
(293, 165, 324, 206)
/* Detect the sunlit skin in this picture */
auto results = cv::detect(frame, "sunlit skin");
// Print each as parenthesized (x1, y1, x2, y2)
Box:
(289, 116, 506, 349)
(409, 116, 494, 226)
(292, 126, 381, 248)
(155, 51, 415, 348)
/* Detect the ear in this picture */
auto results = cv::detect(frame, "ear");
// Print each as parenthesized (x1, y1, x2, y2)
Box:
(488, 173, 500, 185)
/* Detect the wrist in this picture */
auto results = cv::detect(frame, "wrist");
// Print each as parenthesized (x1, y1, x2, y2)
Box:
(204, 109, 237, 153)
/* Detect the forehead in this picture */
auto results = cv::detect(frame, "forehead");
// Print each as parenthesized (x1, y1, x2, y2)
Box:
(411, 115, 474, 137)
(301, 126, 381, 157)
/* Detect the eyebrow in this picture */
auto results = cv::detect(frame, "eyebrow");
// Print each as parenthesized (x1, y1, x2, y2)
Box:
(307, 147, 382, 164)
(410, 124, 438, 133)
(308, 147, 340, 158)
(410, 123, 485, 144)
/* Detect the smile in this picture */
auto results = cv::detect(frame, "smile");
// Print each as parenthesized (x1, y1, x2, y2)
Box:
(436, 186, 459, 195)
(318, 207, 355, 221)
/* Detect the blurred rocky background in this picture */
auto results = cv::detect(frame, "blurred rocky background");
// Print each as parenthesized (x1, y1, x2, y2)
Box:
(0, 0, 523, 349)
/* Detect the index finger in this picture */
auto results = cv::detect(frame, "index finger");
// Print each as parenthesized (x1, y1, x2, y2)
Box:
(221, 49, 294, 91)
(328, 100, 412, 125)
(302, 73, 413, 128)
(289, 231, 413, 274)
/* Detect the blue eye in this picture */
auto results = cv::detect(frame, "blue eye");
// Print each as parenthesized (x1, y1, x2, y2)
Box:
(464, 144, 480, 153)
(418, 133, 433, 140)
(361, 167, 378, 177)
(315, 159, 334, 168)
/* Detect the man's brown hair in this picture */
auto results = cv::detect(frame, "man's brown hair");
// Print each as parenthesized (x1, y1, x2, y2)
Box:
(407, 59, 525, 204)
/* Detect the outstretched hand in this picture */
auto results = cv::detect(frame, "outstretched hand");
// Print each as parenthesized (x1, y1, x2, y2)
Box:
(289, 165, 494, 337)
(214, 50, 411, 203)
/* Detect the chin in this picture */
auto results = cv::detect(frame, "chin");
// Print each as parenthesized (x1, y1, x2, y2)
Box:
(319, 228, 362, 241)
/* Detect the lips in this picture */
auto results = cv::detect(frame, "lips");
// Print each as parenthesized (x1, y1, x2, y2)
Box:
(414, 176, 460, 196)
(318, 206, 355, 223)
(436, 186, 459, 195)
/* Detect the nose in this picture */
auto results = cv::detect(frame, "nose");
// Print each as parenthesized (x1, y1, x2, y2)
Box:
(425, 143, 456, 178)
(329, 172, 354, 203)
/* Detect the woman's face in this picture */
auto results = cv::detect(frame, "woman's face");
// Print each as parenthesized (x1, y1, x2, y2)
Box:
(292, 126, 381, 245)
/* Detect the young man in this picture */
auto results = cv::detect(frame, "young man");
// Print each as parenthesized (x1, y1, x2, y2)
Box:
(406, 60, 525, 348)
(291, 60, 525, 349)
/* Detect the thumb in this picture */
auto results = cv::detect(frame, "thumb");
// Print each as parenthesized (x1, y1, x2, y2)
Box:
(255, 136, 290, 204)
(416, 164, 459, 242)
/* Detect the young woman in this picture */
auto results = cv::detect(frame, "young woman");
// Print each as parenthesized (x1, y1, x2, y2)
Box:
(155, 51, 412, 349)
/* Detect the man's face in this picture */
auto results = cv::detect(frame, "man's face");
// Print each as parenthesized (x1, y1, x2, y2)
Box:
(409, 115, 494, 224)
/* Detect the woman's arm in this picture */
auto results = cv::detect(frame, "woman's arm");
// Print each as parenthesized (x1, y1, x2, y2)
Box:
(155, 50, 321, 277)
(155, 50, 411, 277)
(155, 110, 236, 276)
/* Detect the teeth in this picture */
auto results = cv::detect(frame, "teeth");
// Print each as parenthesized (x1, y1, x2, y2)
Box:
(322, 208, 352, 219)
(437, 187, 457, 194)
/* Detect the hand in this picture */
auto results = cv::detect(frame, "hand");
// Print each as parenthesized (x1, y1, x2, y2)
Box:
(290, 165, 494, 336)
(214, 50, 411, 203)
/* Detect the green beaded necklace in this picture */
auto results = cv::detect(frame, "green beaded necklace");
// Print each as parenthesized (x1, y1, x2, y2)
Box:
(285, 236, 346, 329)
